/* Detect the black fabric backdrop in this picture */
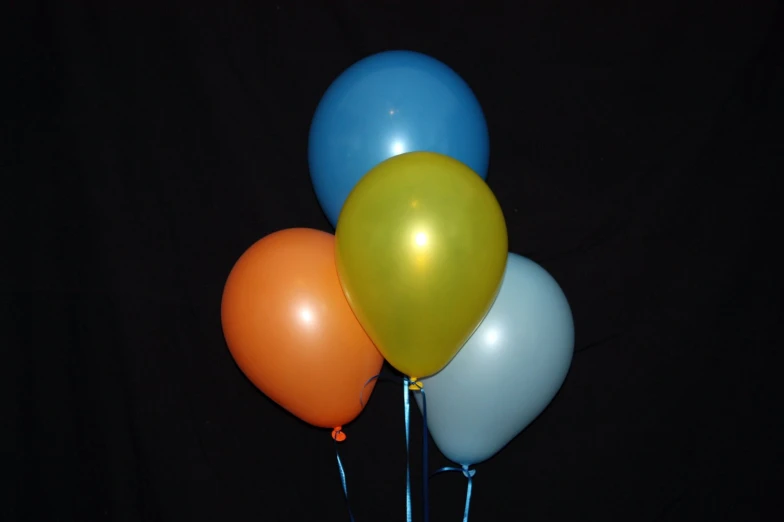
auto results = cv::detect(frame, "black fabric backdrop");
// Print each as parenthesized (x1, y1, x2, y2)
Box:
(6, 1, 783, 521)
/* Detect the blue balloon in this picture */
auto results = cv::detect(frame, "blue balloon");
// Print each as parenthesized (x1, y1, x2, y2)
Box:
(308, 50, 490, 227)
(415, 253, 574, 466)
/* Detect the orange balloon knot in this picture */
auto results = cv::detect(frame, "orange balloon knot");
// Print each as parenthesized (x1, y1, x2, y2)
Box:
(408, 377, 423, 391)
(331, 427, 347, 442)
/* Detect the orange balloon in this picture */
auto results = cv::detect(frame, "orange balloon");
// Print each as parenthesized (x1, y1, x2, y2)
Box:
(221, 228, 384, 432)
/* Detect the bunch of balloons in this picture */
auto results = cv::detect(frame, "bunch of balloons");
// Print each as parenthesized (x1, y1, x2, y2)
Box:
(221, 50, 575, 519)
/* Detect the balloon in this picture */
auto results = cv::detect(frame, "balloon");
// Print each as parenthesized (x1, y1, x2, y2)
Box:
(414, 253, 574, 466)
(308, 50, 490, 227)
(220, 228, 384, 433)
(335, 151, 507, 379)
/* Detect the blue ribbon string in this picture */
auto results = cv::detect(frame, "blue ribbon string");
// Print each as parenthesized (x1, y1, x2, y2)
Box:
(359, 374, 381, 408)
(431, 465, 476, 522)
(333, 436, 355, 522)
(403, 377, 413, 522)
(361, 372, 431, 522)
(409, 381, 430, 522)
(421, 387, 430, 522)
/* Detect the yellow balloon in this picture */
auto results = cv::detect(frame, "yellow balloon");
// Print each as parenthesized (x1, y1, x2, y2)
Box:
(335, 152, 508, 379)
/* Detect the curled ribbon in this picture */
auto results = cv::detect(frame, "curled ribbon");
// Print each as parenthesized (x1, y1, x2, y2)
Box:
(431, 465, 476, 522)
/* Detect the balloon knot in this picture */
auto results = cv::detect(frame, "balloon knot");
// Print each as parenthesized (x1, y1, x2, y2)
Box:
(331, 427, 347, 442)
(408, 377, 423, 391)
(461, 465, 476, 478)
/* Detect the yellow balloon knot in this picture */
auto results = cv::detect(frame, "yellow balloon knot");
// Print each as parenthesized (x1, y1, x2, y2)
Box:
(408, 377, 423, 391)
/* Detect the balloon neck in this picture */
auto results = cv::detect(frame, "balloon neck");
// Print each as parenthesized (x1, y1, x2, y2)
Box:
(408, 377, 422, 391)
(331, 426, 347, 442)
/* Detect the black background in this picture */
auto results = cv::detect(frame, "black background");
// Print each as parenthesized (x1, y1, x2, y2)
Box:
(6, 1, 783, 521)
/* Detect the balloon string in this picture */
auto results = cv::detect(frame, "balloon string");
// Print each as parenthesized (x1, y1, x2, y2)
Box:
(421, 386, 430, 522)
(332, 428, 354, 522)
(408, 380, 429, 522)
(360, 376, 376, 408)
(361, 372, 426, 522)
(431, 465, 476, 522)
(404, 377, 413, 522)
(333, 433, 355, 522)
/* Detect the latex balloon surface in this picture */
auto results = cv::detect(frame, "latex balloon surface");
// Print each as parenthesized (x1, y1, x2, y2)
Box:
(309, 50, 490, 227)
(415, 253, 574, 466)
(221, 228, 384, 430)
(335, 152, 507, 379)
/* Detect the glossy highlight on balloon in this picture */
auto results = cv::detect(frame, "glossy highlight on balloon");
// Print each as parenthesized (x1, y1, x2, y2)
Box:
(309, 50, 490, 227)
(220, 228, 384, 430)
(335, 152, 508, 379)
(415, 253, 575, 466)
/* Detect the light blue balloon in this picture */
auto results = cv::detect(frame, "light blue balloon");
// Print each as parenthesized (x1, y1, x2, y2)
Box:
(415, 253, 575, 466)
(308, 50, 490, 227)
